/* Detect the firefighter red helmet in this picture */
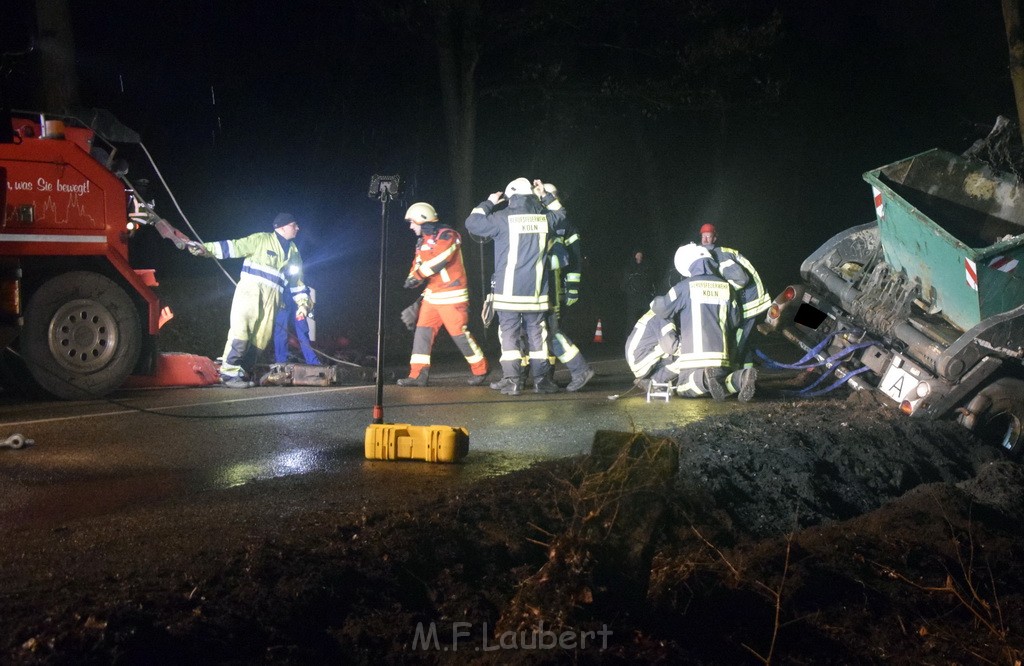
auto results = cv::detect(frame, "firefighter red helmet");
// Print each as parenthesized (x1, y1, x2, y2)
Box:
(700, 223, 716, 235)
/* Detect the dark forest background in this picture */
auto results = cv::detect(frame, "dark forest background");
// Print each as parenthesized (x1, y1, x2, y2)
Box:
(2, 0, 1015, 351)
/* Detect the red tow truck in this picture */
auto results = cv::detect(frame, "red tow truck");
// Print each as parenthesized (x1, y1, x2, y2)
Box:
(0, 109, 186, 398)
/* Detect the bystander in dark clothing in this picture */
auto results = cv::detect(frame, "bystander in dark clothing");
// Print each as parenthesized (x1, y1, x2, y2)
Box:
(621, 249, 655, 335)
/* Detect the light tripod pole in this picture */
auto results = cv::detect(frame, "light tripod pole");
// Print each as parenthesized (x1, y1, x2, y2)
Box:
(372, 189, 391, 424)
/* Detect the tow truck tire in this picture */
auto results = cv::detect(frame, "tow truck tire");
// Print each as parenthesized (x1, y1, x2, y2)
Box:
(973, 377, 1024, 457)
(22, 272, 142, 400)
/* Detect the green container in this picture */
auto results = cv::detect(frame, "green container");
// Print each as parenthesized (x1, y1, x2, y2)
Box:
(863, 149, 1024, 330)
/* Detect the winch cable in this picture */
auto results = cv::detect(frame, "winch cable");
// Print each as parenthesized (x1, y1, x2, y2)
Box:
(138, 141, 237, 287)
(136, 143, 357, 368)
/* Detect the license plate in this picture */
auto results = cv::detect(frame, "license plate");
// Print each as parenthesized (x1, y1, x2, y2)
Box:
(880, 363, 920, 403)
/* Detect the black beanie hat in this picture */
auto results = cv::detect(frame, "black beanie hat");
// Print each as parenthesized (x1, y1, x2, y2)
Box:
(273, 213, 295, 228)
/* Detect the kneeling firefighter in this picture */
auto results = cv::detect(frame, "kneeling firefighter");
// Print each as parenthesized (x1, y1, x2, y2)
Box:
(660, 243, 756, 400)
(397, 202, 489, 386)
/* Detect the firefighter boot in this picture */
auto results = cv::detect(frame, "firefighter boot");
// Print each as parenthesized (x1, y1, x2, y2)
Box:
(736, 367, 758, 402)
(703, 367, 728, 402)
(492, 377, 523, 396)
(222, 376, 253, 389)
(566, 367, 595, 393)
(533, 375, 561, 394)
(397, 368, 429, 387)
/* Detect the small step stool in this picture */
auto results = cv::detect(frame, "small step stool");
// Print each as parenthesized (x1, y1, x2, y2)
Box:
(646, 379, 674, 402)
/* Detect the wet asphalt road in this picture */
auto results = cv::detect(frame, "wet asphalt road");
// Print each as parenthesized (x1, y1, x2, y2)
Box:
(0, 355, 753, 531)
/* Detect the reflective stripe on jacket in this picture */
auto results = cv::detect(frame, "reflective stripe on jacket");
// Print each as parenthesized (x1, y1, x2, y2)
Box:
(465, 193, 566, 312)
(708, 244, 770, 318)
(625, 309, 677, 378)
(655, 266, 740, 371)
(203, 231, 309, 307)
(410, 226, 470, 305)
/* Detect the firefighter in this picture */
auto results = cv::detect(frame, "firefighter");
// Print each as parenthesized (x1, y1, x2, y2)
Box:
(624, 307, 679, 390)
(189, 212, 310, 388)
(396, 202, 488, 386)
(465, 177, 565, 395)
(658, 243, 756, 400)
(542, 183, 594, 392)
(699, 223, 771, 368)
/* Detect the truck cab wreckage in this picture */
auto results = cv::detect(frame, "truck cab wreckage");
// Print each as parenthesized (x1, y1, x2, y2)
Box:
(761, 144, 1024, 455)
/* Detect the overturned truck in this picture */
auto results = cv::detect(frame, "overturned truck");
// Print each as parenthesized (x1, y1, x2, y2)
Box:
(761, 147, 1024, 455)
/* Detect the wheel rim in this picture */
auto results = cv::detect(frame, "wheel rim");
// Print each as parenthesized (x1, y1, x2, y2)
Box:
(998, 414, 1023, 452)
(46, 298, 120, 373)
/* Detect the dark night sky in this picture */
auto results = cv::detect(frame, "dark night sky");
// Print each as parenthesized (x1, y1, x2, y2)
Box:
(3, 0, 1017, 348)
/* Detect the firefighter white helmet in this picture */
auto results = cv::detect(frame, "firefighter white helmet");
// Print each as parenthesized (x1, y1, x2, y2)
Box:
(405, 202, 438, 224)
(504, 177, 532, 197)
(674, 243, 712, 277)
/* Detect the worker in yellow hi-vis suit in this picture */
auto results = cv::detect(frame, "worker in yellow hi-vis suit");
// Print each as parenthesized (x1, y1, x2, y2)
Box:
(189, 212, 309, 388)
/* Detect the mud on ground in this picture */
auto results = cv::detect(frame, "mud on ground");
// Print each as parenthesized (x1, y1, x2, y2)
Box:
(2, 392, 1023, 664)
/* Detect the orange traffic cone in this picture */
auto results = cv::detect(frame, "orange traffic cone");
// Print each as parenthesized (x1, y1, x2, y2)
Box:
(593, 319, 604, 343)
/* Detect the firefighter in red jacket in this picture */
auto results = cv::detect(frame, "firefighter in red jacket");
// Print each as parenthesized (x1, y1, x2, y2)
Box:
(396, 202, 489, 386)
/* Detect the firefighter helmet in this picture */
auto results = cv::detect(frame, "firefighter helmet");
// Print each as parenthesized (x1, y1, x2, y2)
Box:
(504, 177, 532, 197)
(674, 243, 712, 277)
(405, 202, 438, 224)
(700, 223, 716, 235)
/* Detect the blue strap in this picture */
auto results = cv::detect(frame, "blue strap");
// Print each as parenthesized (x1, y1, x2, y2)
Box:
(755, 334, 872, 371)
(790, 365, 872, 397)
(755, 331, 839, 369)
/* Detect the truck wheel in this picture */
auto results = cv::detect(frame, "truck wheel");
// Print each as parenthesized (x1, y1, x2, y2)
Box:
(22, 272, 141, 400)
(972, 378, 1024, 456)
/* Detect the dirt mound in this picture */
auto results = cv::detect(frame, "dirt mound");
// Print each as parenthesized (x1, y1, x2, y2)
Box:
(4, 396, 1023, 664)
(662, 393, 1004, 538)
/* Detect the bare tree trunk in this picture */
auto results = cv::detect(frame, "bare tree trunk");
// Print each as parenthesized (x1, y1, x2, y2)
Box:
(1002, 0, 1024, 145)
(435, 0, 479, 220)
(34, 0, 79, 111)
(435, 1, 489, 317)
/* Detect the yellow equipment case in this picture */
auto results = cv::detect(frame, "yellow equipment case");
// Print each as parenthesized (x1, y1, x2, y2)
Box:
(364, 423, 469, 463)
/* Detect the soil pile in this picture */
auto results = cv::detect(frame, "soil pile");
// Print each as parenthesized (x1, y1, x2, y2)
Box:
(2, 394, 1023, 664)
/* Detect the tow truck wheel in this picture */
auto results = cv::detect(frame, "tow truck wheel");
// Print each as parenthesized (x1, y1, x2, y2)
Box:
(22, 272, 141, 400)
(972, 378, 1024, 457)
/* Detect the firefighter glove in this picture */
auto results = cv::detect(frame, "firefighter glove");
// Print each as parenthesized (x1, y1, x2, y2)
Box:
(564, 274, 580, 306)
(481, 293, 495, 327)
(404, 276, 425, 289)
(400, 299, 422, 330)
(187, 241, 210, 257)
(295, 305, 309, 320)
